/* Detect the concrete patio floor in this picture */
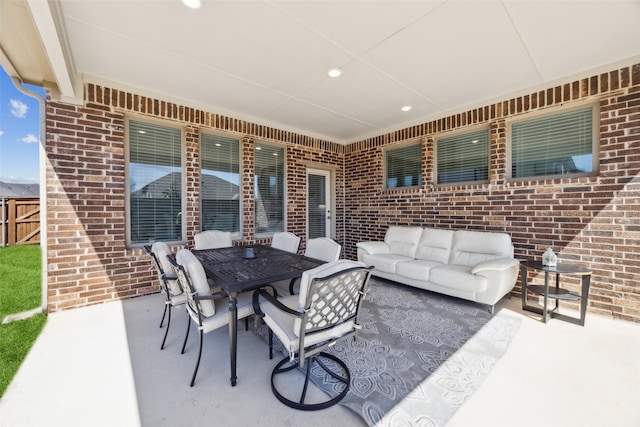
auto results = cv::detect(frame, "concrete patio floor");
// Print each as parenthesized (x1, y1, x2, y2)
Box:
(1, 291, 639, 427)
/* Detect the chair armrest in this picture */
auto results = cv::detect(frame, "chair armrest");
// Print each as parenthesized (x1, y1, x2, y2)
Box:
(356, 241, 390, 255)
(252, 288, 303, 318)
(162, 273, 177, 281)
(471, 258, 520, 274)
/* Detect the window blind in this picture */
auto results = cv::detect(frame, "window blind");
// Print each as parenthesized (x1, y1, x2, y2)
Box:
(386, 142, 422, 188)
(128, 120, 182, 244)
(307, 174, 326, 239)
(437, 129, 489, 184)
(254, 143, 284, 234)
(512, 107, 593, 178)
(201, 134, 240, 234)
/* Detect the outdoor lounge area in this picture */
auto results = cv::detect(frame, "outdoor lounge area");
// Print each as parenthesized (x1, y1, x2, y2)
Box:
(1, 289, 639, 427)
(1, 1, 640, 426)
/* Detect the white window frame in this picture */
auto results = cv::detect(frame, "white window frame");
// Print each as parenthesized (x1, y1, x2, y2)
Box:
(383, 140, 422, 190)
(507, 102, 599, 181)
(434, 127, 490, 186)
(125, 117, 185, 247)
(200, 131, 242, 238)
(254, 141, 286, 237)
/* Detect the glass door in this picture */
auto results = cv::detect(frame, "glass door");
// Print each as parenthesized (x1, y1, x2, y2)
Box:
(306, 168, 331, 239)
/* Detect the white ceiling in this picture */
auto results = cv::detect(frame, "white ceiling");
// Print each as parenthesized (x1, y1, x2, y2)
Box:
(3, 0, 640, 143)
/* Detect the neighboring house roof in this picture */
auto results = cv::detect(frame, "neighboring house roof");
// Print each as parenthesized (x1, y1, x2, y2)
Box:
(0, 181, 40, 197)
(132, 172, 239, 200)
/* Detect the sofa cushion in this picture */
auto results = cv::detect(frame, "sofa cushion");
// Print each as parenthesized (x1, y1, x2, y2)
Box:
(384, 226, 423, 258)
(360, 253, 413, 274)
(429, 264, 488, 292)
(356, 241, 390, 255)
(415, 228, 455, 263)
(449, 230, 514, 267)
(396, 259, 443, 281)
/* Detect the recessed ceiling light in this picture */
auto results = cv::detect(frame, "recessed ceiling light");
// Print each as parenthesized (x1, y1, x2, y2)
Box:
(471, 140, 479, 144)
(328, 68, 341, 78)
(181, 0, 202, 9)
(401, 105, 412, 112)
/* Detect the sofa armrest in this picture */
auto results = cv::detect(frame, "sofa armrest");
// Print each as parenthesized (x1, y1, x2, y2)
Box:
(471, 258, 520, 274)
(356, 241, 390, 256)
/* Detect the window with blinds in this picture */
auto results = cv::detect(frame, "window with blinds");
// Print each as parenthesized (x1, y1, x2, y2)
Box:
(385, 142, 422, 188)
(436, 129, 489, 184)
(254, 143, 284, 235)
(128, 120, 183, 244)
(511, 106, 594, 178)
(201, 134, 240, 234)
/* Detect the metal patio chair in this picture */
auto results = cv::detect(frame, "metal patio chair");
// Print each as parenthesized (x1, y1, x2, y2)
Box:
(144, 242, 187, 350)
(194, 230, 233, 250)
(253, 260, 372, 410)
(167, 249, 254, 386)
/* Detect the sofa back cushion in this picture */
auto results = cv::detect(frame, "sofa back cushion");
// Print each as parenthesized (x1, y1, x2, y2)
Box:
(449, 230, 514, 267)
(415, 228, 455, 263)
(384, 226, 423, 258)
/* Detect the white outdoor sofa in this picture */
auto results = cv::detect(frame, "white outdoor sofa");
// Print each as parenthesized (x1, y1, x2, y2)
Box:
(357, 226, 519, 311)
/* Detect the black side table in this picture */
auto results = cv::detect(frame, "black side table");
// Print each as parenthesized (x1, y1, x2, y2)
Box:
(520, 260, 592, 326)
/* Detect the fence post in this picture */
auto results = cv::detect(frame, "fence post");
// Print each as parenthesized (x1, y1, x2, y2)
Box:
(8, 198, 16, 245)
(1, 198, 5, 247)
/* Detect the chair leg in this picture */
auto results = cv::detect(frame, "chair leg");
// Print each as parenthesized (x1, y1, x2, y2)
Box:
(181, 317, 191, 354)
(159, 302, 168, 328)
(160, 304, 171, 350)
(288, 278, 297, 295)
(270, 352, 350, 411)
(268, 328, 273, 360)
(190, 330, 204, 387)
(299, 358, 313, 404)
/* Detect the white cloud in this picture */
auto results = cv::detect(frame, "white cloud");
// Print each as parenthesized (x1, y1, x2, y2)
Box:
(0, 130, 4, 136)
(10, 99, 28, 118)
(21, 134, 39, 144)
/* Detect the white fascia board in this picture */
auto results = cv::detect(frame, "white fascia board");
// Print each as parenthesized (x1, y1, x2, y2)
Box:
(26, 0, 82, 104)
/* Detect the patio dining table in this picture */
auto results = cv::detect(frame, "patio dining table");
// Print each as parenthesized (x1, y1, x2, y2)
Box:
(192, 244, 324, 386)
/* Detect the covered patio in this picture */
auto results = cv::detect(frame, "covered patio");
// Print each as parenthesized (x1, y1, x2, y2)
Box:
(1, 292, 638, 427)
(1, 2, 640, 425)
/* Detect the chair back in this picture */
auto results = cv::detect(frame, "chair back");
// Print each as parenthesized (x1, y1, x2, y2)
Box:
(171, 249, 217, 318)
(194, 230, 233, 250)
(304, 237, 341, 262)
(146, 242, 182, 296)
(271, 232, 301, 253)
(295, 260, 372, 362)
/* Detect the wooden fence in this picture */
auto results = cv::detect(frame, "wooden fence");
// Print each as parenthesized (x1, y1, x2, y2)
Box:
(1, 197, 40, 246)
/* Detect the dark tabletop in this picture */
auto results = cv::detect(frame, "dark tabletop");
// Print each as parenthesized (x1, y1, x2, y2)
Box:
(192, 245, 324, 291)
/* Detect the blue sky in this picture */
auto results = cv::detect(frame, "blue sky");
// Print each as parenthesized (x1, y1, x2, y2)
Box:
(0, 65, 46, 184)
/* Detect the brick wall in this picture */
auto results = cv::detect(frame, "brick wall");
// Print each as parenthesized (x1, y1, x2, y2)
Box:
(45, 63, 640, 322)
(344, 63, 640, 322)
(45, 87, 344, 312)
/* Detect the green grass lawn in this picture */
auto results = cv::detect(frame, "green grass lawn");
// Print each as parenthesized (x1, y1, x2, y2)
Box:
(0, 245, 46, 397)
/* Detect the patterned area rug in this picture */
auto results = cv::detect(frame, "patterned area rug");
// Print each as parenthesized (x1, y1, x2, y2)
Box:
(257, 277, 521, 426)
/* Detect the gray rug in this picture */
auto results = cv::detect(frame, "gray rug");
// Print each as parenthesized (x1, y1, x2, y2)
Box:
(257, 278, 521, 427)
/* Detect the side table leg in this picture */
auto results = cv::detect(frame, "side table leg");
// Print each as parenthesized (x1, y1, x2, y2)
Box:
(542, 271, 549, 323)
(579, 275, 591, 326)
(521, 265, 528, 310)
(554, 272, 560, 313)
